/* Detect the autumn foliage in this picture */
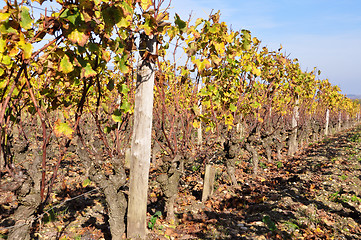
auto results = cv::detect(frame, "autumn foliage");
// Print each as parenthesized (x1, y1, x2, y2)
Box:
(0, 0, 360, 239)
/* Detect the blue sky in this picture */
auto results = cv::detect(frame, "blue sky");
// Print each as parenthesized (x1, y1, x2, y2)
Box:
(168, 0, 361, 95)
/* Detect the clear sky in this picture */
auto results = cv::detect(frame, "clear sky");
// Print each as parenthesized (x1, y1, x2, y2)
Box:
(168, 0, 361, 95)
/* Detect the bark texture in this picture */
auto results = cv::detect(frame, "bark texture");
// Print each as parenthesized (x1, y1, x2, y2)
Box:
(224, 138, 238, 186)
(157, 155, 182, 222)
(7, 126, 42, 240)
(76, 135, 127, 240)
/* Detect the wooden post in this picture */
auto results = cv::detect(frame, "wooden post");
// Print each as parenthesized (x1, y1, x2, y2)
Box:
(337, 111, 342, 131)
(288, 98, 299, 156)
(202, 164, 216, 202)
(124, 148, 131, 169)
(325, 108, 330, 136)
(127, 33, 156, 239)
(197, 79, 202, 145)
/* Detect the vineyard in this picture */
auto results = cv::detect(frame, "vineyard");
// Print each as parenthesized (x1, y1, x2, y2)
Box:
(0, 0, 360, 239)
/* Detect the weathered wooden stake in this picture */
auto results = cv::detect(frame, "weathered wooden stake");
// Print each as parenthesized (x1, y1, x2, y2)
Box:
(202, 164, 216, 202)
(325, 108, 330, 136)
(127, 33, 156, 239)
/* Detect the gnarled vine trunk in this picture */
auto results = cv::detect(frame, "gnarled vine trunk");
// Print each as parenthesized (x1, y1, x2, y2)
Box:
(157, 155, 182, 222)
(7, 126, 42, 240)
(223, 136, 239, 186)
(76, 136, 127, 239)
(245, 142, 259, 176)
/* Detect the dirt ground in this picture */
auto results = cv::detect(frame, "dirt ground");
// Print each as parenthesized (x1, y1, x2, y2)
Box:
(2, 126, 361, 240)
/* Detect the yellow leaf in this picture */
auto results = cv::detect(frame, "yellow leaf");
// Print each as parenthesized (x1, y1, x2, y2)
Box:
(54, 119, 74, 139)
(252, 66, 261, 76)
(23, 42, 33, 59)
(0, 13, 10, 21)
(1, 55, 11, 65)
(140, 0, 152, 10)
(192, 120, 200, 128)
(81, 62, 97, 78)
(214, 42, 225, 56)
(195, 18, 203, 27)
(0, 38, 5, 52)
(102, 49, 111, 62)
(18, 38, 33, 59)
(59, 54, 74, 74)
(68, 28, 89, 46)
(117, 15, 132, 28)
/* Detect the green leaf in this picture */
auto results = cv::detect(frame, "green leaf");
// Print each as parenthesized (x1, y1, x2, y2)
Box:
(251, 101, 261, 109)
(148, 211, 161, 229)
(107, 78, 114, 91)
(175, 14, 186, 32)
(262, 215, 277, 231)
(120, 2, 134, 16)
(104, 126, 112, 134)
(229, 103, 237, 112)
(82, 178, 91, 187)
(67, 10, 80, 25)
(102, 6, 123, 29)
(141, 20, 153, 35)
(59, 54, 74, 73)
(88, 43, 99, 53)
(118, 54, 129, 74)
(20, 7, 33, 30)
(120, 100, 131, 113)
(0, 21, 17, 34)
(199, 88, 210, 97)
(111, 109, 122, 122)
(54, 120, 74, 139)
(60, 8, 81, 25)
(81, 62, 96, 78)
(119, 83, 130, 94)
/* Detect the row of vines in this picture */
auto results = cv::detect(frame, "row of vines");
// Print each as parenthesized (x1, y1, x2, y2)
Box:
(0, 0, 360, 239)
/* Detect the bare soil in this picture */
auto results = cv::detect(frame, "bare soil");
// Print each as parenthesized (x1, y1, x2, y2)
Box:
(1, 126, 361, 240)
